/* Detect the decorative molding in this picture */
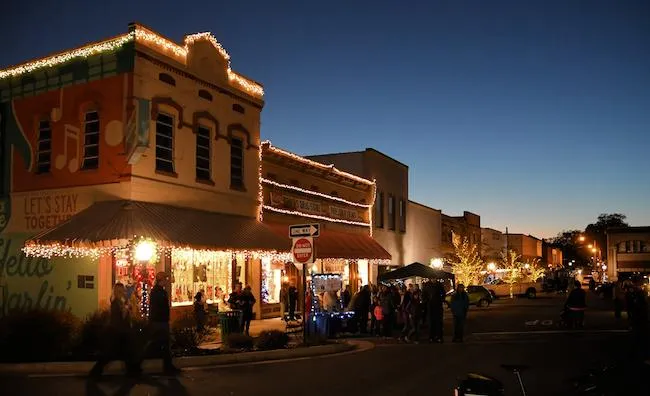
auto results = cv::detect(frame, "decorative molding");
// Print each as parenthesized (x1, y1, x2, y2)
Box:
(150, 96, 184, 128)
(227, 123, 257, 149)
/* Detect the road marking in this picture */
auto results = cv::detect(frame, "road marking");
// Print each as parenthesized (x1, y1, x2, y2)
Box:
(472, 329, 629, 336)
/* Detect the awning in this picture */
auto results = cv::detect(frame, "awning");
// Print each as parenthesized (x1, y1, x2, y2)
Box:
(26, 200, 291, 252)
(378, 262, 454, 282)
(267, 223, 391, 261)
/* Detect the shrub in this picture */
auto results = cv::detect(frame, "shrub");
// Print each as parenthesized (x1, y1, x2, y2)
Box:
(76, 309, 111, 356)
(255, 330, 289, 351)
(171, 314, 205, 352)
(225, 333, 254, 350)
(0, 309, 81, 362)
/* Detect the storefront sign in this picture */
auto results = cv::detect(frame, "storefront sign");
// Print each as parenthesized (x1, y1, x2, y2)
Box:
(17, 192, 88, 232)
(329, 205, 362, 222)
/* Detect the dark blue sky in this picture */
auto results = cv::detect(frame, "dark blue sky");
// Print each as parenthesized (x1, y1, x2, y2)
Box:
(3, 0, 649, 237)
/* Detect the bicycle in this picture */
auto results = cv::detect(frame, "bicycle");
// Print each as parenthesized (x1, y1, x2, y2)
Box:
(454, 364, 528, 396)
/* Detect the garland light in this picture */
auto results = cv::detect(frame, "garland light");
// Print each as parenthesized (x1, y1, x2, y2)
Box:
(261, 178, 372, 208)
(262, 205, 371, 227)
(0, 25, 263, 99)
(261, 141, 375, 186)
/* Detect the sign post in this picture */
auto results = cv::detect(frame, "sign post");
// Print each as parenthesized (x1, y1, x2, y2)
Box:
(290, 224, 320, 344)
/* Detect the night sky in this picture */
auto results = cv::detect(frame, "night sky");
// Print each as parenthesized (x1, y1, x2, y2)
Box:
(2, 0, 649, 238)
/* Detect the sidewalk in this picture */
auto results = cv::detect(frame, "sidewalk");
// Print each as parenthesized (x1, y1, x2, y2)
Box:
(201, 318, 286, 349)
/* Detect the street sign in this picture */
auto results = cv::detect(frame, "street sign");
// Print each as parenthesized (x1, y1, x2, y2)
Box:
(289, 223, 320, 238)
(292, 237, 314, 264)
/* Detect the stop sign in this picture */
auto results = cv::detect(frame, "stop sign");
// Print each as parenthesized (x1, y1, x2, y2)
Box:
(292, 237, 313, 264)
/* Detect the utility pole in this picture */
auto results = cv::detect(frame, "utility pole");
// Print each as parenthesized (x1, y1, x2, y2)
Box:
(505, 226, 509, 255)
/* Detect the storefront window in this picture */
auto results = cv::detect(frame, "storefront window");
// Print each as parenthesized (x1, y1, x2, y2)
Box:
(358, 259, 369, 286)
(113, 247, 159, 318)
(262, 258, 284, 304)
(171, 250, 233, 307)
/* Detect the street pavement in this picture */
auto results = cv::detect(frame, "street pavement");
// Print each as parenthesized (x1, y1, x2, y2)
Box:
(0, 291, 643, 396)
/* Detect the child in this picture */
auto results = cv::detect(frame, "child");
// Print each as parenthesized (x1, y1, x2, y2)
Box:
(373, 298, 384, 336)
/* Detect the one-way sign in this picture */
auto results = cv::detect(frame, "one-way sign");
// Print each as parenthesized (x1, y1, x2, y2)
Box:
(289, 223, 320, 238)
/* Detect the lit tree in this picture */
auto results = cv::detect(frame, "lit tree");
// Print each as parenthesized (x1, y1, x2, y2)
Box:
(525, 258, 546, 283)
(500, 250, 524, 299)
(448, 232, 484, 287)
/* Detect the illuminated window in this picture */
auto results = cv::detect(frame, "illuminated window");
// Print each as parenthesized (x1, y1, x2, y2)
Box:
(230, 137, 244, 188)
(399, 198, 406, 232)
(375, 192, 384, 228)
(388, 194, 395, 230)
(36, 120, 52, 173)
(156, 113, 174, 173)
(82, 111, 100, 169)
(196, 125, 211, 181)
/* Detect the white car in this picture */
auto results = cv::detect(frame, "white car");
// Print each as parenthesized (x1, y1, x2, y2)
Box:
(483, 279, 540, 299)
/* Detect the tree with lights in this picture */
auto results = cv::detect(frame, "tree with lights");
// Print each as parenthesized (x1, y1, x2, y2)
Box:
(448, 232, 484, 286)
(500, 250, 524, 299)
(525, 258, 546, 283)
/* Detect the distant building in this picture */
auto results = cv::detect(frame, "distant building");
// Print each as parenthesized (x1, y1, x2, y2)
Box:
(307, 149, 409, 272)
(506, 234, 543, 263)
(606, 226, 650, 281)
(542, 242, 563, 269)
(404, 201, 442, 265)
(481, 227, 506, 262)
(441, 211, 481, 259)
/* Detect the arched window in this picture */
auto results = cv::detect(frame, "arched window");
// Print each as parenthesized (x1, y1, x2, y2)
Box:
(36, 120, 52, 173)
(230, 137, 244, 189)
(159, 73, 176, 86)
(198, 89, 213, 101)
(196, 125, 211, 181)
(232, 104, 245, 114)
(82, 110, 100, 169)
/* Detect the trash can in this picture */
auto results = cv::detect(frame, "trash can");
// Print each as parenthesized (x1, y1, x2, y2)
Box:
(218, 310, 242, 336)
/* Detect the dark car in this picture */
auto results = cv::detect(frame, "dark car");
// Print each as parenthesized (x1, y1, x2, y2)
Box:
(445, 285, 493, 308)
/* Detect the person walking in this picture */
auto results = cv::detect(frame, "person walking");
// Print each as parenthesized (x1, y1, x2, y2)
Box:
(241, 285, 256, 336)
(89, 283, 140, 378)
(288, 283, 298, 320)
(149, 272, 180, 375)
(450, 283, 470, 343)
(426, 280, 446, 343)
(565, 281, 587, 328)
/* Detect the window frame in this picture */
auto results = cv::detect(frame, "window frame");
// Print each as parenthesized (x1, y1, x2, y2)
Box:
(230, 136, 245, 189)
(195, 124, 212, 182)
(388, 194, 395, 230)
(155, 112, 175, 174)
(399, 198, 406, 232)
(375, 191, 384, 228)
(81, 110, 100, 170)
(36, 120, 52, 174)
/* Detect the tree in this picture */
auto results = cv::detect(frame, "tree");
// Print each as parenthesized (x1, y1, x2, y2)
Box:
(525, 258, 546, 283)
(448, 232, 484, 287)
(500, 250, 524, 298)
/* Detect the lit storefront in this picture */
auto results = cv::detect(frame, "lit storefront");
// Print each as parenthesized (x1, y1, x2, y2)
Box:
(259, 141, 391, 318)
(23, 200, 291, 319)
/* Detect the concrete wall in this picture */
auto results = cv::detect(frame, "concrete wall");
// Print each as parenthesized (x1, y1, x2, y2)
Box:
(404, 201, 442, 264)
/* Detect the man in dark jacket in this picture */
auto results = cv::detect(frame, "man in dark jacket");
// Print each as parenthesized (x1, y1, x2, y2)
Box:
(149, 271, 180, 375)
(450, 284, 470, 342)
(356, 285, 372, 333)
(425, 280, 446, 343)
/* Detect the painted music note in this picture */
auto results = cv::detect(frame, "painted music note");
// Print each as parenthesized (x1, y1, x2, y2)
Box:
(55, 125, 80, 173)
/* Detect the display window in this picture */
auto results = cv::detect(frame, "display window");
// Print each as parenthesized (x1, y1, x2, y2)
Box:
(171, 250, 234, 308)
(262, 258, 285, 304)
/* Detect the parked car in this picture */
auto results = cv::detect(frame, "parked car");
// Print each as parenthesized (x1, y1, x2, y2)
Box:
(483, 279, 540, 299)
(445, 285, 493, 308)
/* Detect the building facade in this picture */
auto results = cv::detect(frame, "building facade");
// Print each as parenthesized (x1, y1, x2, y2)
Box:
(606, 227, 650, 281)
(0, 23, 288, 320)
(481, 227, 506, 262)
(403, 201, 442, 265)
(506, 234, 543, 263)
(307, 149, 408, 268)
(441, 211, 481, 259)
(259, 142, 390, 317)
(541, 242, 563, 269)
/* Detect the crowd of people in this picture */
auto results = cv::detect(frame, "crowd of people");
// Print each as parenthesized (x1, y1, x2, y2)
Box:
(325, 281, 471, 343)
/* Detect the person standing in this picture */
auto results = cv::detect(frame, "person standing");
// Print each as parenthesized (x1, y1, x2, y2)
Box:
(193, 288, 207, 332)
(288, 283, 298, 320)
(626, 281, 649, 360)
(450, 283, 470, 343)
(565, 281, 587, 328)
(357, 285, 371, 334)
(149, 272, 180, 375)
(89, 283, 139, 378)
(342, 285, 352, 309)
(280, 282, 289, 319)
(426, 280, 446, 343)
(240, 285, 256, 336)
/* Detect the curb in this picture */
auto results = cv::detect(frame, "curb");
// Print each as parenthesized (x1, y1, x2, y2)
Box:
(0, 341, 361, 376)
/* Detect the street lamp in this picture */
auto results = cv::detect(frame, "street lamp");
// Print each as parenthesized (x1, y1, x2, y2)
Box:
(487, 262, 496, 271)
(430, 258, 443, 269)
(135, 240, 156, 262)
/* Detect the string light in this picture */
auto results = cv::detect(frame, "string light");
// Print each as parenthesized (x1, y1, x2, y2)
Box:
(368, 180, 377, 237)
(261, 178, 372, 208)
(257, 145, 264, 221)
(262, 205, 371, 227)
(0, 25, 264, 99)
(261, 141, 375, 186)
(0, 32, 135, 80)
